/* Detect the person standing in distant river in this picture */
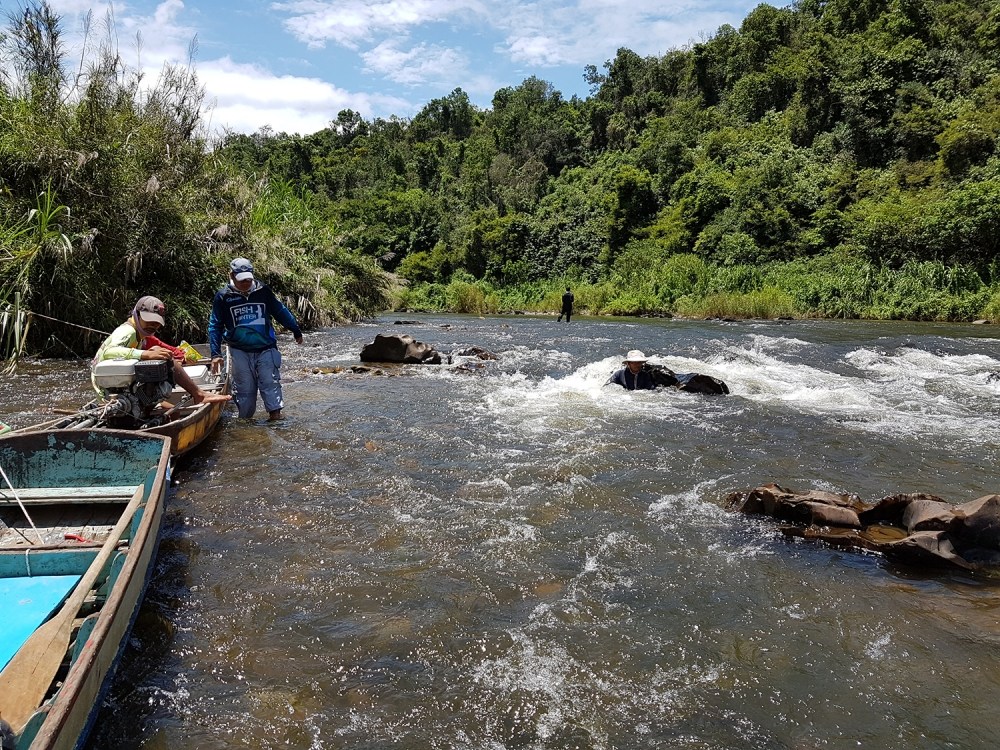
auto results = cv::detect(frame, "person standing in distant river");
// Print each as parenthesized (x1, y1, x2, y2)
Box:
(557, 287, 574, 322)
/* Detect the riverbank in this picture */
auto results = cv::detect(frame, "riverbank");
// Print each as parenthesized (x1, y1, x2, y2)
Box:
(394, 254, 1000, 323)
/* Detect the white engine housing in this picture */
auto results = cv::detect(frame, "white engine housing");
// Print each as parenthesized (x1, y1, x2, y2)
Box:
(92, 359, 137, 389)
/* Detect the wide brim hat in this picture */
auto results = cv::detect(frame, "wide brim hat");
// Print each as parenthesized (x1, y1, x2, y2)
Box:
(623, 349, 648, 363)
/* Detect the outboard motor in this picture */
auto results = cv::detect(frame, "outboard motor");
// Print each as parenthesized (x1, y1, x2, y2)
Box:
(91, 359, 175, 427)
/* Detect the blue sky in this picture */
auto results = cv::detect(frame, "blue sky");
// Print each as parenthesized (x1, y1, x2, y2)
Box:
(41, 0, 763, 136)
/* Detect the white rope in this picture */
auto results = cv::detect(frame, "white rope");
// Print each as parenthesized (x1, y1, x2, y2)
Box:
(0, 462, 44, 545)
(27, 311, 110, 337)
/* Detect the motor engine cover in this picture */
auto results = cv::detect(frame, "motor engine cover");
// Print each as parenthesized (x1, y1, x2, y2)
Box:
(93, 357, 173, 390)
(133, 359, 171, 382)
(92, 359, 137, 390)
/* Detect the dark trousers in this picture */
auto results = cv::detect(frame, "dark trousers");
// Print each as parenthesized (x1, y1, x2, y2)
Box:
(558, 309, 572, 322)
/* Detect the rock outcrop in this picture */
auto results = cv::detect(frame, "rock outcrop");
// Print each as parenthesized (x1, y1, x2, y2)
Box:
(454, 346, 498, 360)
(646, 363, 730, 395)
(360, 334, 446, 364)
(727, 483, 1000, 572)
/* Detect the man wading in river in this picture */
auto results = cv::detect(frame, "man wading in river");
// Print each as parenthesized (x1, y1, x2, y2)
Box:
(557, 287, 574, 322)
(208, 258, 303, 421)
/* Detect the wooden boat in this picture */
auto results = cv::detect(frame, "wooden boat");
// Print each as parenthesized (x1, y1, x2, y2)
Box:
(26, 344, 230, 458)
(0, 429, 171, 750)
(143, 343, 231, 456)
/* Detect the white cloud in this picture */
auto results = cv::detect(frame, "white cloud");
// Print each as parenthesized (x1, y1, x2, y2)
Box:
(43, 1, 418, 133)
(503, 34, 569, 67)
(35, 0, 758, 134)
(362, 40, 469, 86)
(152, 0, 185, 26)
(272, 0, 486, 49)
(267, 0, 756, 76)
(494, 0, 746, 67)
(47, 0, 118, 14)
(198, 57, 412, 134)
(48, 0, 194, 69)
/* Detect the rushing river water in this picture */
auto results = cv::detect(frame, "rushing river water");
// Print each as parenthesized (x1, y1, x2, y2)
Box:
(4, 313, 1000, 750)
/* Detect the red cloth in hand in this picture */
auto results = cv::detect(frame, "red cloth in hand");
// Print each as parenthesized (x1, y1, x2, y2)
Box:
(145, 335, 184, 361)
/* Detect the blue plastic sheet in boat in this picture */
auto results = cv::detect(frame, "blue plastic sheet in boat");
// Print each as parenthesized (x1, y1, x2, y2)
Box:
(0, 574, 81, 670)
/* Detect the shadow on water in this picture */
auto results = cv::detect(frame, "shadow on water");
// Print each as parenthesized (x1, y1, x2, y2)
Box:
(8, 313, 1000, 750)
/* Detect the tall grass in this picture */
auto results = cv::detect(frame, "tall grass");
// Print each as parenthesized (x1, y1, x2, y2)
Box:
(675, 287, 799, 319)
(0, 3, 392, 361)
(395, 253, 1000, 322)
(979, 291, 1000, 323)
(0, 293, 31, 373)
(0, 183, 73, 361)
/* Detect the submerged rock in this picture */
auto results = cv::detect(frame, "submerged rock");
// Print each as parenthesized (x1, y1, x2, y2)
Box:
(454, 346, 498, 360)
(727, 483, 1000, 573)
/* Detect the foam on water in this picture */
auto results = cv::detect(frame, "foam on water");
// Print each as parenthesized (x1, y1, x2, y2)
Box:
(677, 334, 1000, 445)
(472, 356, 703, 442)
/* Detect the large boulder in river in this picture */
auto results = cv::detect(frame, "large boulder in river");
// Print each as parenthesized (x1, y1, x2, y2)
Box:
(726, 483, 1000, 572)
(645, 363, 729, 395)
(360, 334, 444, 364)
(954, 494, 1000, 553)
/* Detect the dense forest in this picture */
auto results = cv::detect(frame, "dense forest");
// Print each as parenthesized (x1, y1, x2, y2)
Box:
(4, 0, 1000, 362)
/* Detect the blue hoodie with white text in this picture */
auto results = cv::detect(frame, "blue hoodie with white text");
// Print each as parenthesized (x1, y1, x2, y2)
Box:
(208, 280, 302, 357)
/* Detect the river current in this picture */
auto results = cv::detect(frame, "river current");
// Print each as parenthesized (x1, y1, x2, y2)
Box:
(4, 314, 1000, 749)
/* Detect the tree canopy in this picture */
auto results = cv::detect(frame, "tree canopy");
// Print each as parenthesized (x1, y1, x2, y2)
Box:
(4, 0, 1000, 360)
(213, 0, 1000, 319)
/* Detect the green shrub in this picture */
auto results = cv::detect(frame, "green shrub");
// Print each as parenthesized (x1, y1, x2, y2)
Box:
(978, 290, 1000, 322)
(396, 283, 448, 311)
(0, 6, 392, 359)
(675, 287, 799, 319)
(445, 272, 487, 313)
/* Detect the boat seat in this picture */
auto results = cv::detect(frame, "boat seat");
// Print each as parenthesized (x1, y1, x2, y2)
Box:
(1, 574, 83, 670)
(170, 382, 225, 395)
(0, 485, 139, 505)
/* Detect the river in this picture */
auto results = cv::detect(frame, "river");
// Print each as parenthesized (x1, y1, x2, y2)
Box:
(4, 314, 1000, 749)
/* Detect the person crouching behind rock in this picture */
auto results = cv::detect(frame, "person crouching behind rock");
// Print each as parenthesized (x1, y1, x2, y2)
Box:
(607, 350, 657, 390)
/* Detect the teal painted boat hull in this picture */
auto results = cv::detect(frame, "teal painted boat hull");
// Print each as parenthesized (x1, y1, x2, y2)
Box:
(0, 429, 171, 750)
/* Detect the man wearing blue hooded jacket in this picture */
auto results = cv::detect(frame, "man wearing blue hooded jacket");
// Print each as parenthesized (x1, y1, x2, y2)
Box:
(209, 258, 303, 420)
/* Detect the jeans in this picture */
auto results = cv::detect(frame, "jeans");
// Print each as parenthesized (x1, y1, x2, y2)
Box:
(231, 347, 283, 418)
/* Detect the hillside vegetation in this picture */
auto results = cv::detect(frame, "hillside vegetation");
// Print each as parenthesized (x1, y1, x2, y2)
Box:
(220, 0, 1000, 321)
(0, 3, 391, 362)
(4, 0, 1000, 363)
